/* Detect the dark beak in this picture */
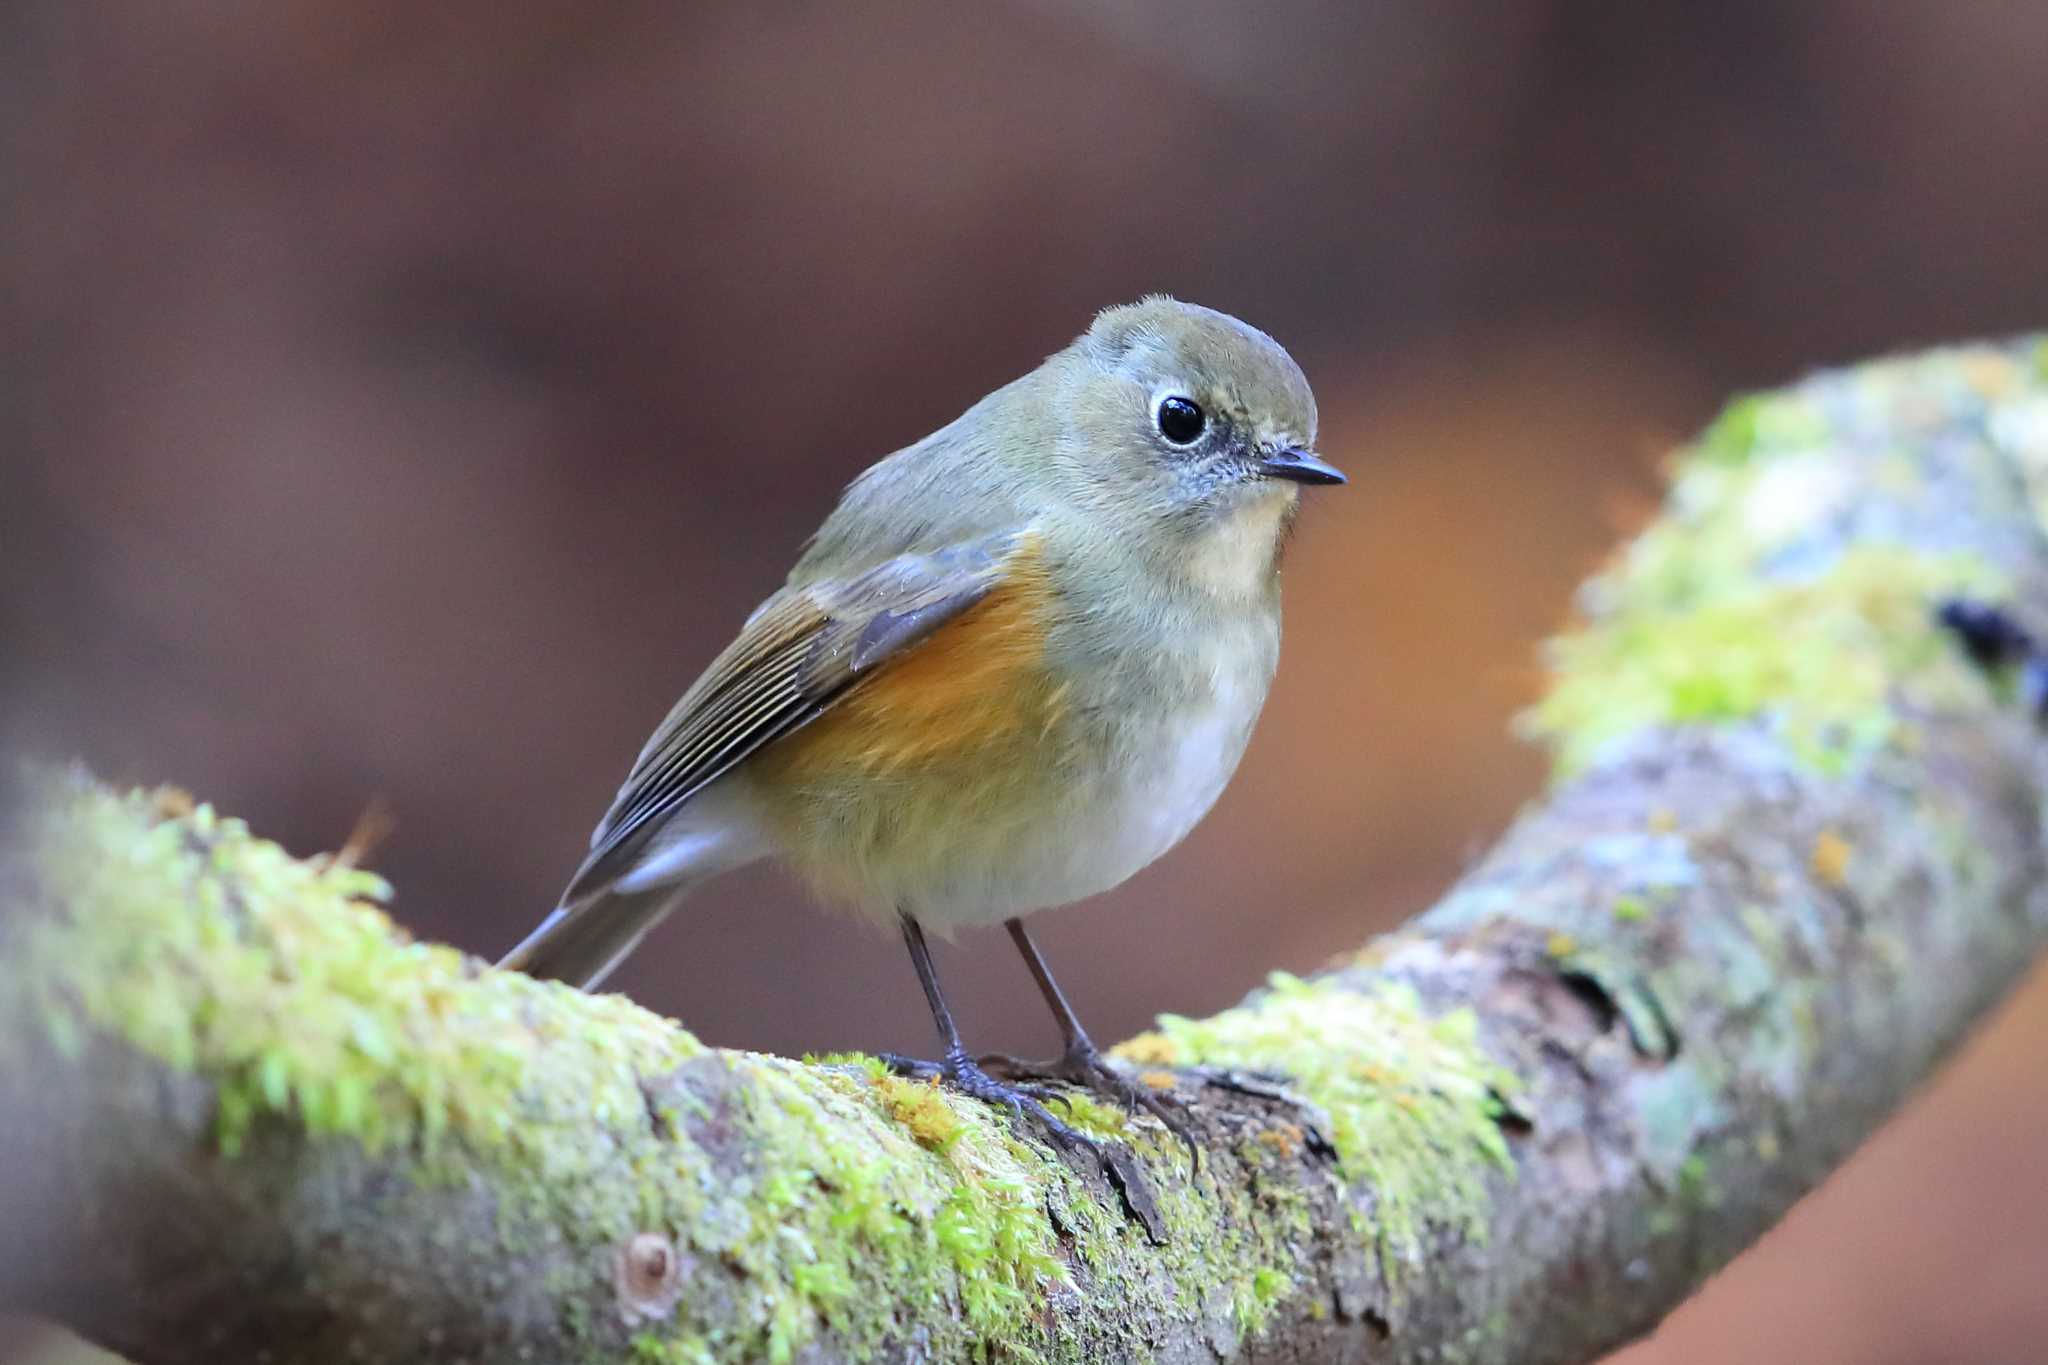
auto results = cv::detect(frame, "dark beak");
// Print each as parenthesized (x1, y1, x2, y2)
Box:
(1258, 446, 1347, 486)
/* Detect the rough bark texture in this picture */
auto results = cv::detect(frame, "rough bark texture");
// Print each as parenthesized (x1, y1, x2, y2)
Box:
(4, 337, 2048, 1365)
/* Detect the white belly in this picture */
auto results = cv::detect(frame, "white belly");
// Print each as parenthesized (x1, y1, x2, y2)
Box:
(1095, 679, 1256, 881)
(911, 661, 1268, 930)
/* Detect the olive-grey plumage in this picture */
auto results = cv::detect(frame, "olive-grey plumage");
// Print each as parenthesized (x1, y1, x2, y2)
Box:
(500, 296, 1340, 1155)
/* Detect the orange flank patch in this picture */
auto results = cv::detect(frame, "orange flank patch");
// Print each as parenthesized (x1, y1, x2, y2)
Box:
(755, 536, 1066, 783)
(741, 533, 1094, 916)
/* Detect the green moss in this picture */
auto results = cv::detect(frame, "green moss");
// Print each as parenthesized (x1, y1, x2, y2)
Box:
(3, 772, 1094, 1362)
(634, 1333, 714, 1365)
(1528, 545, 2003, 777)
(1523, 344, 2048, 778)
(1119, 974, 1519, 1286)
(1676, 1153, 1716, 1207)
(1696, 389, 1830, 467)
(707, 1053, 1081, 1361)
(1234, 1265, 1292, 1335)
(1648, 1150, 1725, 1242)
(8, 769, 1428, 1362)
(1042, 1089, 1133, 1141)
(0, 770, 705, 1163)
(870, 1073, 968, 1151)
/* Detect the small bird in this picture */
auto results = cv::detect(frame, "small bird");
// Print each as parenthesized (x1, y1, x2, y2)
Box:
(501, 296, 1343, 1147)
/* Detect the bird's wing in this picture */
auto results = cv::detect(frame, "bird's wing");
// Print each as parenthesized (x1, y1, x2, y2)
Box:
(561, 527, 1032, 904)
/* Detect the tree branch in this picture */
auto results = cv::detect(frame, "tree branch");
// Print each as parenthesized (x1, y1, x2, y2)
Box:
(5, 338, 2048, 1364)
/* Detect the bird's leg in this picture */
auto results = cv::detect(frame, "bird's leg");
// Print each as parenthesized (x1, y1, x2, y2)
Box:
(877, 914, 1097, 1154)
(979, 918, 1199, 1160)
(1938, 598, 2048, 719)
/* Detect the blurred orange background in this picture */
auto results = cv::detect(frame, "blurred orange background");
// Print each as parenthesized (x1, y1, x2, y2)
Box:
(6, 5, 2048, 1362)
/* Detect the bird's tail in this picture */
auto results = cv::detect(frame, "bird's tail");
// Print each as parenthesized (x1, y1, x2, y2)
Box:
(496, 882, 693, 991)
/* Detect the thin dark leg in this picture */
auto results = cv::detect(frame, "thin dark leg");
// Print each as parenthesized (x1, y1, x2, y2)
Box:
(1006, 918, 1093, 1054)
(982, 917, 1199, 1162)
(901, 916, 966, 1052)
(879, 914, 1095, 1153)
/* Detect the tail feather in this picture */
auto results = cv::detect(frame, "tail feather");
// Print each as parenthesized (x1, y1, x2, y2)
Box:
(497, 884, 689, 991)
(505, 779, 763, 990)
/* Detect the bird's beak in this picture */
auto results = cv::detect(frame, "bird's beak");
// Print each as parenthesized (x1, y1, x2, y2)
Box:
(1257, 446, 1347, 486)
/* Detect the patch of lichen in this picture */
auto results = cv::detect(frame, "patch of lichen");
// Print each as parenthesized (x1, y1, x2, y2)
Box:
(0, 768, 705, 1165)
(1525, 344, 2048, 777)
(1529, 545, 2003, 776)
(1116, 974, 1519, 1289)
(661, 1054, 1075, 1362)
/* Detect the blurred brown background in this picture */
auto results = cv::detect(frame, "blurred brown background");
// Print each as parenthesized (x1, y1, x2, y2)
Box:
(5, 3, 2048, 1362)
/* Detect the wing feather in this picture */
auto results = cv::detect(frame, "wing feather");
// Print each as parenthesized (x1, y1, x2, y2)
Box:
(561, 528, 1028, 903)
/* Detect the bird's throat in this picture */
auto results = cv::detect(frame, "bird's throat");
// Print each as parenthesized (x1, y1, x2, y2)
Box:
(1181, 490, 1298, 600)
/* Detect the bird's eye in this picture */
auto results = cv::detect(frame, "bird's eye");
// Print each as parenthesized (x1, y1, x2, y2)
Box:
(1156, 395, 1206, 446)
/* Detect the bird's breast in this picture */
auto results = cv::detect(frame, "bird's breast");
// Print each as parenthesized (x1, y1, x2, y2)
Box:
(744, 555, 1281, 926)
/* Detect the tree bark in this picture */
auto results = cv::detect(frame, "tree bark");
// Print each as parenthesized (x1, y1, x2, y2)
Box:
(4, 337, 2047, 1364)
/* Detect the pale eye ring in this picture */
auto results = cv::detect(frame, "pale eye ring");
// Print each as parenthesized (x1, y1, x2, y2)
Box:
(1155, 395, 1206, 445)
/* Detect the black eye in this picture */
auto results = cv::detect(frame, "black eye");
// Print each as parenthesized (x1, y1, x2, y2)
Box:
(1155, 395, 1206, 445)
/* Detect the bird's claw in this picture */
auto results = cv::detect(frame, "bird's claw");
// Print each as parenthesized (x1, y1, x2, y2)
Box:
(877, 1048, 1101, 1155)
(978, 1045, 1202, 1168)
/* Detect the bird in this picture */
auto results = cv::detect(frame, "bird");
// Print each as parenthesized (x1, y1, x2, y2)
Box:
(499, 296, 1343, 1150)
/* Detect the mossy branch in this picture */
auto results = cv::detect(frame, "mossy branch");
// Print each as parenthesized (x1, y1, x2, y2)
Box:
(6, 338, 2048, 1365)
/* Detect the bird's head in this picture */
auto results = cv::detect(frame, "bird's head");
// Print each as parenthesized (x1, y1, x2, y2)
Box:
(1048, 295, 1341, 593)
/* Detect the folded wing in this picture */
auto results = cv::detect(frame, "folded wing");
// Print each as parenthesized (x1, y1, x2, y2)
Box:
(561, 527, 1033, 908)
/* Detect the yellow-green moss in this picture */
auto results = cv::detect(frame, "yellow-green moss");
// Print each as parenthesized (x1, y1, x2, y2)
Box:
(1523, 343, 2048, 777)
(1, 769, 706, 1161)
(1695, 388, 1831, 467)
(4, 769, 1375, 1363)
(1235, 1265, 1293, 1335)
(0, 773, 1086, 1360)
(1529, 544, 2002, 776)
(1042, 1089, 1133, 1141)
(1118, 974, 1519, 1286)
(871, 1074, 967, 1151)
(673, 1052, 1080, 1363)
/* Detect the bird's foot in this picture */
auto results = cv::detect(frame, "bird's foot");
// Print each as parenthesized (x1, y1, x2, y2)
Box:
(979, 1043, 1200, 1166)
(877, 1046, 1101, 1156)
